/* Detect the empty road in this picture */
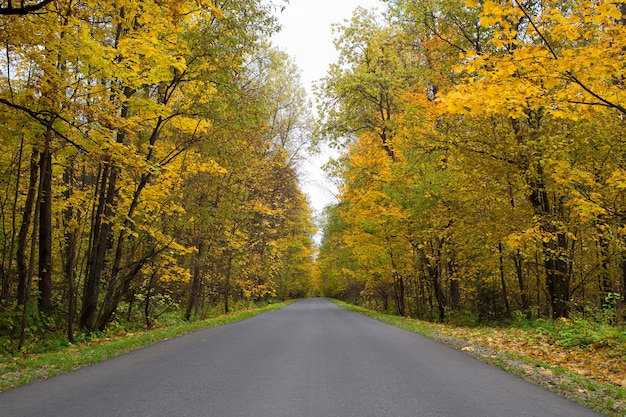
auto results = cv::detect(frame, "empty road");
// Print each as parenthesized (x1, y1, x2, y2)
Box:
(0, 298, 601, 416)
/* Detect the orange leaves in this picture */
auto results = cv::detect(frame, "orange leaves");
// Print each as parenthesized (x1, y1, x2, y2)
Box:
(441, 322, 626, 387)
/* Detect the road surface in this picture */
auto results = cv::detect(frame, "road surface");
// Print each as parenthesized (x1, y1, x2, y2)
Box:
(0, 298, 601, 416)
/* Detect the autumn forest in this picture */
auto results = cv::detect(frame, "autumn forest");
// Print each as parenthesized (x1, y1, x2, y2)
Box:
(0, 0, 316, 350)
(316, 0, 626, 325)
(1, 0, 626, 356)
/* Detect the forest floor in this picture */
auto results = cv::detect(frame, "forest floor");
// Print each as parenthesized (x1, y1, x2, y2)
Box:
(437, 322, 625, 416)
(333, 301, 626, 417)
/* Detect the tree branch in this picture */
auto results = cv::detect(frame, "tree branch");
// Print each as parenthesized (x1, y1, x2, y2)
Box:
(0, 97, 87, 151)
(0, 0, 54, 15)
(566, 72, 626, 116)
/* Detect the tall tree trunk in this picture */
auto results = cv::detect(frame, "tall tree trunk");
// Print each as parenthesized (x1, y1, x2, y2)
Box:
(16, 148, 40, 306)
(421, 246, 445, 322)
(80, 19, 134, 328)
(543, 232, 571, 319)
(389, 249, 405, 316)
(185, 239, 205, 321)
(621, 255, 626, 312)
(598, 232, 613, 309)
(38, 126, 53, 312)
(96, 172, 152, 331)
(513, 250, 530, 317)
(144, 270, 158, 329)
(528, 163, 571, 318)
(224, 252, 233, 314)
(18, 224, 37, 349)
(63, 165, 78, 342)
(394, 273, 405, 316)
(18, 165, 42, 350)
(80, 163, 117, 331)
(512, 114, 571, 318)
(96, 111, 162, 331)
(498, 242, 511, 317)
(430, 266, 445, 322)
(1, 135, 23, 304)
(449, 257, 460, 310)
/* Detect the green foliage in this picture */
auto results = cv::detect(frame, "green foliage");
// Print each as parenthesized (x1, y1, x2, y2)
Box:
(523, 317, 626, 351)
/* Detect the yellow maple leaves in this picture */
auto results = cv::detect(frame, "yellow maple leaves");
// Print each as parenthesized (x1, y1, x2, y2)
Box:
(449, 0, 626, 121)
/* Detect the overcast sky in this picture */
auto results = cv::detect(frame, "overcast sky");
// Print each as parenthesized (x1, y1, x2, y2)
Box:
(271, 0, 382, 220)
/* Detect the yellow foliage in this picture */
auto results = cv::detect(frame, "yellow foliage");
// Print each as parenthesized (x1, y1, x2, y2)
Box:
(606, 170, 626, 190)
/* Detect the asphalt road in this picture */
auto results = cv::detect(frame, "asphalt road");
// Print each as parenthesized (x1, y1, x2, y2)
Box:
(0, 298, 602, 417)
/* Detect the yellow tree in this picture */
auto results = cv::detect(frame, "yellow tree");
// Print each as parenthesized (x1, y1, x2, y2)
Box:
(0, 0, 287, 342)
(442, 0, 626, 318)
(316, 204, 361, 301)
(178, 45, 314, 316)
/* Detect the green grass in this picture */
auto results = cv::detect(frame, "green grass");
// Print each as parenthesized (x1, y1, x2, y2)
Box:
(0, 301, 293, 392)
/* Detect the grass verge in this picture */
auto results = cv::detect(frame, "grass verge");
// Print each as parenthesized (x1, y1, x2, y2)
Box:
(0, 301, 292, 392)
(331, 299, 626, 417)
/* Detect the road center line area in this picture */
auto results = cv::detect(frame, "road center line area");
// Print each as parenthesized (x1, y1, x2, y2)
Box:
(0, 298, 602, 417)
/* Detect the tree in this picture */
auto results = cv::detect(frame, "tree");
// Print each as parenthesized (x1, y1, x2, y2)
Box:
(0, 0, 316, 350)
(316, 0, 626, 322)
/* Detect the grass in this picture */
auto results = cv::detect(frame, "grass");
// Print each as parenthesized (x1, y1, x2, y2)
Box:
(0, 301, 292, 392)
(331, 299, 626, 417)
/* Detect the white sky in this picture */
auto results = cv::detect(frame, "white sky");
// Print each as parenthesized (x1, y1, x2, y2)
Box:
(271, 0, 382, 221)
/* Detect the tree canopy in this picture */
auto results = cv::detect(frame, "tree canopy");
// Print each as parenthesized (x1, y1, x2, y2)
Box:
(0, 0, 316, 349)
(316, 0, 626, 322)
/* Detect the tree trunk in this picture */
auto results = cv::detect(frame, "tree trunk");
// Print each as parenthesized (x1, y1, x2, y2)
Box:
(622, 252, 626, 300)
(63, 165, 78, 342)
(16, 148, 39, 306)
(80, 41, 134, 329)
(80, 163, 117, 331)
(37, 127, 53, 312)
(19, 168, 41, 349)
(421, 247, 445, 322)
(512, 113, 571, 319)
(430, 266, 445, 322)
(224, 252, 233, 314)
(96, 110, 162, 331)
(513, 250, 530, 317)
(598, 233, 613, 309)
(394, 273, 405, 316)
(144, 270, 158, 329)
(185, 240, 205, 321)
(97, 171, 151, 329)
(528, 163, 571, 319)
(2, 136, 24, 305)
(389, 249, 405, 316)
(498, 242, 511, 317)
(448, 257, 460, 310)
(543, 232, 571, 319)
